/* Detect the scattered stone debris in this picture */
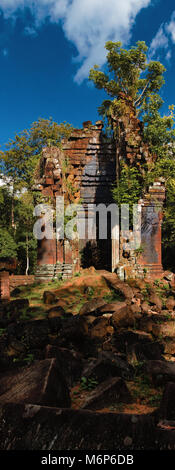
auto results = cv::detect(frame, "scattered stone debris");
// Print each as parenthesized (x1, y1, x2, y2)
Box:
(0, 268, 175, 449)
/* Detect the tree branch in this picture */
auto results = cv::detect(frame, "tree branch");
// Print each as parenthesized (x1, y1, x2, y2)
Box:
(134, 80, 150, 107)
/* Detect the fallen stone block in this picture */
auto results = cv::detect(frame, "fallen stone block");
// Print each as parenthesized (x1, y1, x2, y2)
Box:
(149, 294, 163, 311)
(79, 298, 106, 316)
(0, 358, 71, 408)
(43, 291, 57, 305)
(45, 346, 83, 387)
(90, 317, 114, 341)
(165, 297, 175, 311)
(152, 321, 175, 339)
(0, 403, 159, 450)
(102, 273, 133, 300)
(7, 319, 49, 350)
(158, 382, 175, 420)
(111, 305, 137, 328)
(146, 360, 175, 385)
(82, 354, 133, 383)
(81, 377, 132, 410)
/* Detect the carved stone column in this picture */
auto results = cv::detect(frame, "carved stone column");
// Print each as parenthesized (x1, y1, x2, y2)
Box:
(139, 181, 166, 277)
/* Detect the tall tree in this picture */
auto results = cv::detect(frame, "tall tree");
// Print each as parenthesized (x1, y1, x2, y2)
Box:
(89, 40, 175, 270)
(0, 118, 73, 226)
(89, 41, 165, 125)
(0, 118, 73, 273)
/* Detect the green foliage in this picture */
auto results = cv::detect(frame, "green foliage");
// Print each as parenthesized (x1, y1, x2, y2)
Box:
(0, 119, 73, 191)
(90, 40, 175, 270)
(112, 163, 142, 208)
(134, 246, 144, 257)
(89, 41, 165, 122)
(23, 353, 35, 365)
(0, 118, 73, 274)
(0, 228, 17, 259)
(0, 186, 12, 226)
(103, 288, 124, 303)
(80, 376, 98, 391)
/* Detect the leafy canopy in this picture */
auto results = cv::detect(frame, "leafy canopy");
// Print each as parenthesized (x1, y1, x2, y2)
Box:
(89, 40, 175, 270)
(0, 118, 73, 273)
(0, 118, 73, 190)
(89, 41, 165, 121)
(0, 228, 17, 260)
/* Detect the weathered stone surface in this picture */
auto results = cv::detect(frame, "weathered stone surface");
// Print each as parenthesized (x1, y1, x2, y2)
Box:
(163, 339, 175, 355)
(130, 304, 142, 315)
(45, 346, 83, 387)
(56, 316, 89, 350)
(47, 306, 65, 318)
(165, 297, 175, 311)
(102, 273, 133, 299)
(0, 359, 71, 408)
(7, 319, 49, 350)
(79, 298, 106, 316)
(114, 330, 163, 361)
(85, 315, 96, 325)
(159, 382, 175, 420)
(141, 301, 150, 314)
(47, 307, 66, 333)
(90, 317, 114, 340)
(111, 305, 137, 328)
(34, 101, 165, 279)
(149, 294, 163, 311)
(82, 354, 133, 382)
(115, 329, 152, 348)
(43, 291, 57, 305)
(81, 377, 132, 410)
(139, 315, 170, 334)
(146, 360, 175, 385)
(98, 301, 127, 315)
(1, 403, 174, 450)
(152, 321, 175, 339)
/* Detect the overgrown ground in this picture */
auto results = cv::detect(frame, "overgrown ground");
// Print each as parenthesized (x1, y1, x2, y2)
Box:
(5, 268, 172, 415)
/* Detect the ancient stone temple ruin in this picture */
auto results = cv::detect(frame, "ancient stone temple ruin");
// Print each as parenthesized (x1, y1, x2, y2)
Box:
(34, 97, 165, 282)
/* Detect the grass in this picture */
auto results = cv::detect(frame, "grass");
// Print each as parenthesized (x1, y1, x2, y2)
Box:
(103, 289, 124, 303)
(9, 271, 130, 318)
(127, 371, 163, 409)
(80, 376, 99, 391)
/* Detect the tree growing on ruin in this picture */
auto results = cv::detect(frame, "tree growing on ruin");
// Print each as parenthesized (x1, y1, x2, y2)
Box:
(89, 40, 175, 270)
(89, 41, 165, 123)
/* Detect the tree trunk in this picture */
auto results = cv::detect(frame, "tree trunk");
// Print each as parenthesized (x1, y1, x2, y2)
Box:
(26, 234, 29, 276)
(11, 188, 15, 229)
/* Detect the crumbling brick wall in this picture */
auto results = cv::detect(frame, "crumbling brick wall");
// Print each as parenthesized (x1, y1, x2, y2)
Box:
(34, 101, 165, 281)
(0, 272, 10, 301)
(34, 120, 117, 280)
(9, 275, 35, 291)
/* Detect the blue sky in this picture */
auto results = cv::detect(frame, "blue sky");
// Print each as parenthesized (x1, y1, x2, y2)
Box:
(0, 0, 175, 147)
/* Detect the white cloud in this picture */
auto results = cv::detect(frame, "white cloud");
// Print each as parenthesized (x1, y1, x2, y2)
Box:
(64, 0, 152, 83)
(0, 0, 152, 82)
(149, 24, 168, 58)
(165, 49, 171, 61)
(2, 48, 8, 56)
(166, 13, 175, 43)
(24, 26, 37, 37)
(149, 11, 175, 62)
